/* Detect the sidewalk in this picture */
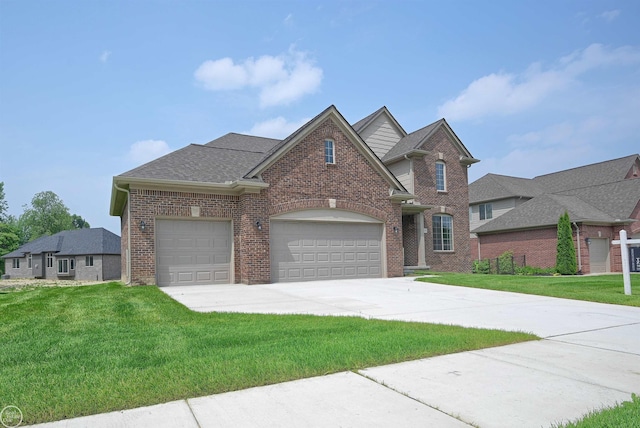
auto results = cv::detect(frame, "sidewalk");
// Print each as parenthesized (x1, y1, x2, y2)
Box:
(27, 277, 640, 427)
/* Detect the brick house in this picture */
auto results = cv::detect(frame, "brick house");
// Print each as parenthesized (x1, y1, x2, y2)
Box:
(2, 228, 121, 281)
(469, 155, 640, 273)
(110, 105, 478, 286)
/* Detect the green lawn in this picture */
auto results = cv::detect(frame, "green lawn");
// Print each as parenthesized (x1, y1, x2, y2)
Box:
(551, 393, 640, 428)
(0, 283, 537, 424)
(417, 272, 640, 307)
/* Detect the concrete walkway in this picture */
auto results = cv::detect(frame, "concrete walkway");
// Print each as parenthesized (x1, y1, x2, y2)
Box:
(29, 277, 640, 427)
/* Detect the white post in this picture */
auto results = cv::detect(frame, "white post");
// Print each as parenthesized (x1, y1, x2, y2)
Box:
(611, 230, 640, 296)
(619, 231, 631, 295)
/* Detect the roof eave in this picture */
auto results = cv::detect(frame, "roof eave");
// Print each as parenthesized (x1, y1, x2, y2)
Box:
(110, 176, 269, 216)
(460, 156, 480, 166)
(384, 149, 430, 165)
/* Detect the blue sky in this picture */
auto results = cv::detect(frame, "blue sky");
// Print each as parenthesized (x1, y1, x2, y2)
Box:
(1, 0, 639, 234)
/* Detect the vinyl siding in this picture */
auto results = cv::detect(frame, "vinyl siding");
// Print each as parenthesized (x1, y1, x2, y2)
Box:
(388, 159, 413, 194)
(358, 114, 403, 158)
(470, 198, 518, 231)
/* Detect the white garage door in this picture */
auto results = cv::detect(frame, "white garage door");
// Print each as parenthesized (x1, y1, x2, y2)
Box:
(589, 238, 610, 274)
(156, 219, 231, 286)
(270, 220, 383, 283)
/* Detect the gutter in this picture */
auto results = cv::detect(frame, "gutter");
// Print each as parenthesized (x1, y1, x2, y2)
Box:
(112, 182, 131, 285)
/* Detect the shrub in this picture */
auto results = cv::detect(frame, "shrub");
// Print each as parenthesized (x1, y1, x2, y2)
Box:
(556, 211, 577, 275)
(472, 259, 490, 274)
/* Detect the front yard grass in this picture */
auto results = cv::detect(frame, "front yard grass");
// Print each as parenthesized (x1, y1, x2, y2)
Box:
(551, 393, 640, 428)
(417, 272, 640, 307)
(0, 282, 537, 424)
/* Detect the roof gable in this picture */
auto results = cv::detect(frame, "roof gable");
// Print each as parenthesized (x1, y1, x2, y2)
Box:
(243, 105, 408, 192)
(352, 106, 407, 137)
(382, 118, 478, 165)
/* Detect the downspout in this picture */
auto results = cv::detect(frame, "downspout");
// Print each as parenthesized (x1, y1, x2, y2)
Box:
(113, 182, 131, 285)
(572, 222, 582, 274)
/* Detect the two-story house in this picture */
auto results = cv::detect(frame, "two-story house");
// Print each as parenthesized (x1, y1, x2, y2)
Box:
(469, 155, 640, 273)
(110, 105, 478, 286)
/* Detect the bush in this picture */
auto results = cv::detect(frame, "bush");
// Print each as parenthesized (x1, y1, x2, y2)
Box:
(515, 265, 556, 276)
(472, 259, 490, 274)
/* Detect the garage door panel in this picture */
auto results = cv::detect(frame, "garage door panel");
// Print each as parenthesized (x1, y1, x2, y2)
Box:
(156, 219, 231, 286)
(271, 220, 382, 282)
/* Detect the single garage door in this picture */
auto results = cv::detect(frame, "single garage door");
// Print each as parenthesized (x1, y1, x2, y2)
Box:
(589, 238, 610, 274)
(156, 219, 231, 286)
(270, 220, 383, 283)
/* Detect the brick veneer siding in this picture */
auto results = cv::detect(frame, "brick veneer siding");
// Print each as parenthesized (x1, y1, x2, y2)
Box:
(259, 117, 404, 283)
(475, 223, 638, 274)
(122, 116, 404, 285)
(125, 189, 240, 285)
(412, 127, 473, 272)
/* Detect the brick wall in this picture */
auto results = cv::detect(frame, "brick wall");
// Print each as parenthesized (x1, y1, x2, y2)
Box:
(127, 189, 240, 285)
(413, 127, 472, 272)
(475, 223, 638, 274)
(260, 116, 404, 281)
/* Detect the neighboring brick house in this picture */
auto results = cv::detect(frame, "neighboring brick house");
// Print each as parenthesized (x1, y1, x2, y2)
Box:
(110, 105, 478, 286)
(2, 228, 121, 281)
(469, 155, 640, 273)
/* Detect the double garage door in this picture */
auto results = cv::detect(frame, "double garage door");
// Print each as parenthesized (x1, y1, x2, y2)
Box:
(156, 219, 231, 286)
(270, 220, 383, 283)
(155, 217, 384, 285)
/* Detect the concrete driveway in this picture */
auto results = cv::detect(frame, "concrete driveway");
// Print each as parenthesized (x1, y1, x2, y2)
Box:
(31, 276, 640, 428)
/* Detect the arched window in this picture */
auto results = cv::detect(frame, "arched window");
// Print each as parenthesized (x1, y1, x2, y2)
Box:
(435, 161, 446, 191)
(432, 214, 453, 251)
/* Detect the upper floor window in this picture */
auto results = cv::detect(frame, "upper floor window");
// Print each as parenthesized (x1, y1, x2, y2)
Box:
(324, 139, 335, 164)
(435, 161, 446, 191)
(433, 214, 453, 251)
(479, 203, 493, 220)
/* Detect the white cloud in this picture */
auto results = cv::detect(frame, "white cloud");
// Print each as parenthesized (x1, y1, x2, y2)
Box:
(247, 116, 311, 139)
(127, 140, 171, 164)
(284, 13, 294, 26)
(194, 47, 323, 108)
(99, 50, 111, 63)
(438, 43, 640, 121)
(600, 10, 620, 23)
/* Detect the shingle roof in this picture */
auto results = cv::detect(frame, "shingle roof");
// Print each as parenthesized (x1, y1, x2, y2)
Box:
(469, 174, 543, 204)
(119, 144, 265, 183)
(2, 228, 121, 258)
(471, 154, 640, 234)
(205, 133, 281, 153)
(472, 194, 615, 233)
(532, 154, 639, 193)
(381, 120, 442, 162)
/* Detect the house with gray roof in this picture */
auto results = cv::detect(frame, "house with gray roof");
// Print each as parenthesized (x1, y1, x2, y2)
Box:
(110, 105, 478, 286)
(2, 228, 121, 281)
(469, 154, 640, 273)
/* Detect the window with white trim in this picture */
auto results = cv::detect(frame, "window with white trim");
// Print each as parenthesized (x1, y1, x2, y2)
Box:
(324, 139, 335, 164)
(46, 253, 53, 268)
(12, 258, 20, 269)
(28, 254, 32, 269)
(86, 256, 94, 267)
(432, 214, 453, 251)
(57, 259, 73, 274)
(435, 161, 446, 191)
(479, 203, 493, 220)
